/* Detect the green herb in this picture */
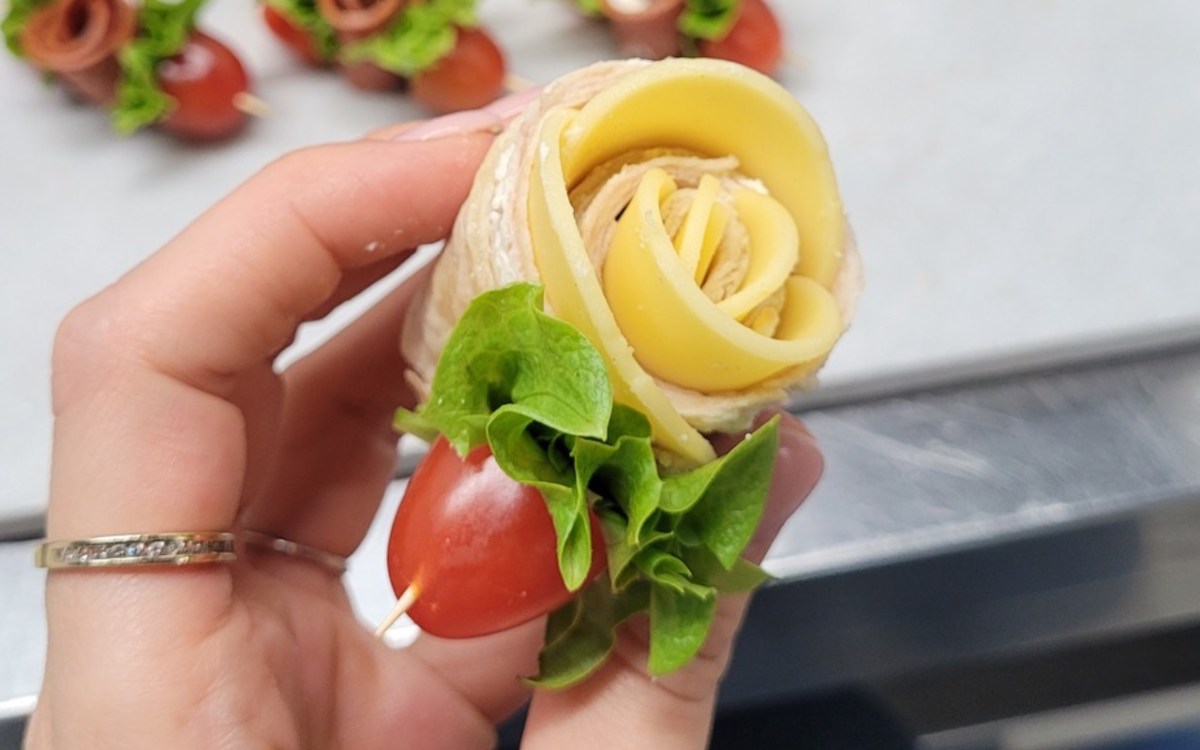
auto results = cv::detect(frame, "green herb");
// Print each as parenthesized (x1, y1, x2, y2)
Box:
(679, 0, 738, 41)
(568, 0, 602, 17)
(263, 0, 338, 61)
(111, 0, 203, 133)
(340, 0, 475, 76)
(400, 282, 779, 687)
(2, 0, 51, 56)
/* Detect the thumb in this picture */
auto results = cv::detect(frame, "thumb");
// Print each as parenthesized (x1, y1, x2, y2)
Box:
(520, 413, 823, 750)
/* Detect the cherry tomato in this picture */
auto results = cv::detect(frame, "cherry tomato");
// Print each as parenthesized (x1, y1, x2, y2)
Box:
(409, 26, 506, 114)
(387, 436, 606, 639)
(262, 5, 322, 66)
(697, 0, 783, 76)
(157, 32, 250, 141)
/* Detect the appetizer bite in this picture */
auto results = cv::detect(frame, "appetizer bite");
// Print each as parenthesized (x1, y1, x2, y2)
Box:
(567, 0, 784, 75)
(4, 0, 253, 140)
(261, 0, 507, 113)
(383, 58, 860, 687)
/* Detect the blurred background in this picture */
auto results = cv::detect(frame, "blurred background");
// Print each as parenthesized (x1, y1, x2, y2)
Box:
(3, 1, 1200, 747)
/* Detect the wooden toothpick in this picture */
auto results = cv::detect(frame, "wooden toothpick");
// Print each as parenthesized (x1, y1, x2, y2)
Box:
(374, 585, 420, 640)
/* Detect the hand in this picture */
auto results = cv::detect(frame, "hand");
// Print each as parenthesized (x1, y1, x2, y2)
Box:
(27, 112, 824, 749)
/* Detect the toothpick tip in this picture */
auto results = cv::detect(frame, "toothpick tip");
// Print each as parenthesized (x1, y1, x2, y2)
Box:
(374, 585, 419, 641)
(233, 92, 271, 119)
(503, 72, 536, 94)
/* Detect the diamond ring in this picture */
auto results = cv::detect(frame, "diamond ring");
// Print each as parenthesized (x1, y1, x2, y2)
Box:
(34, 530, 348, 573)
(34, 532, 237, 570)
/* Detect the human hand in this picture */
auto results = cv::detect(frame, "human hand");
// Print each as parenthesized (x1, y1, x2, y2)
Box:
(27, 108, 823, 749)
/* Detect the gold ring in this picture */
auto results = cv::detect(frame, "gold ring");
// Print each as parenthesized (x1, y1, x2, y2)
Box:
(240, 530, 348, 574)
(34, 532, 237, 570)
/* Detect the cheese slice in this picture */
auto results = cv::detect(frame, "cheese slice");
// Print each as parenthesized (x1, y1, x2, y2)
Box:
(531, 109, 716, 464)
(559, 58, 845, 287)
(673, 173, 722, 280)
(602, 168, 842, 392)
(526, 59, 846, 463)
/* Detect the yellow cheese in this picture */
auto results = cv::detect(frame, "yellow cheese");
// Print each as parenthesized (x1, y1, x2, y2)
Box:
(602, 169, 842, 392)
(715, 186, 799, 321)
(530, 109, 716, 465)
(525, 59, 846, 463)
(559, 58, 845, 287)
(673, 174, 721, 280)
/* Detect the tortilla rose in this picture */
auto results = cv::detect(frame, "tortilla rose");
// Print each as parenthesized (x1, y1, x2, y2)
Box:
(402, 57, 861, 467)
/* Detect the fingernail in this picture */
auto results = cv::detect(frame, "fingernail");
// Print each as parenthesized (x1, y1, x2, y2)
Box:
(484, 86, 543, 121)
(391, 108, 504, 142)
(778, 411, 819, 450)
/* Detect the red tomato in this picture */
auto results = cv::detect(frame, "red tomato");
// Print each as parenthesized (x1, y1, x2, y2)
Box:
(157, 32, 251, 141)
(698, 0, 783, 76)
(388, 436, 606, 639)
(409, 27, 506, 114)
(262, 5, 322, 66)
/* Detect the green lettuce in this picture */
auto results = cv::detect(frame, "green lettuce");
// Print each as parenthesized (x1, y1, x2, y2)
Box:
(567, 0, 602, 17)
(111, 0, 203, 134)
(3, 0, 52, 56)
(679, 0, 739, 41)
(340, 0, 475, 76)
(263, 0, 338, 62)
(396, 282, 779, 687)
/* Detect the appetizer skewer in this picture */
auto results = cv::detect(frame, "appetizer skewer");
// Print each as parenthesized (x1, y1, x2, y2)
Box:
(569, 0, 785, 75)
(261, 0, 508, 113)
(4, 0, 254, 140)
(378, 58, 861, 687)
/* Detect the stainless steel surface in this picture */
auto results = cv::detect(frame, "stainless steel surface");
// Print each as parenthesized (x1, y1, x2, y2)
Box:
(718, 341, 1200, 707)
(921, 683, 1200, 750)
(769, 339, 1200, 581)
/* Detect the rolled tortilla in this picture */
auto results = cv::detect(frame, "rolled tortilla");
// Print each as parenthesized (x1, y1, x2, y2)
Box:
(21, 0, 138, 105)
(402, 58, 861, 465)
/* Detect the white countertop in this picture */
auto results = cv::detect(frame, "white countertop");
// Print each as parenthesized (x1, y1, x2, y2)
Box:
(3, 0, 1199, 524)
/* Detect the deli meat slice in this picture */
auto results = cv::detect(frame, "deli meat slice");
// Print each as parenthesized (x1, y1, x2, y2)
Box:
(316, 0, 405, 90)
(21, 0, 138, 105)
(600, 0, 683, 59)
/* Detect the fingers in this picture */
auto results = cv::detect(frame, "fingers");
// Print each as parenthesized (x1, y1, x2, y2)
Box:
(240, 265, 433, 555)
(37, 131, 498, 746)
(520, 414, 823, 750)
(364, 87, 542, 141)
(740, 412, 823, 563)
(47, 133, 494, 540)
(406, 619, 545, 724)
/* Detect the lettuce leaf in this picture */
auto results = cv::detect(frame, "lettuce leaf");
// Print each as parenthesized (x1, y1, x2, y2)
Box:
(400, 282, 778, 687)
(263, 0, 337, 62)
(340, 0, 475, 76)
(111, 0, 203, 133)
(567, 0, 602, 17)
(411, 281, 611, 454)
(679, 0, 739, 41)
(3, 0, 52, 56)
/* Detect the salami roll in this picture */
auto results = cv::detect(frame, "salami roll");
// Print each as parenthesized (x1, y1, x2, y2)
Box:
(599, 0, 683, 59)
(21, 0, 138, 104)
(315, 0, 404, 89)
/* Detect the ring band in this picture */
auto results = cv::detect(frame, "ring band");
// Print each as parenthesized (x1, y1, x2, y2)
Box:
(34, 532, 237, 570)
(240, 530, 348, 573)
(33, 530, 349, 573)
